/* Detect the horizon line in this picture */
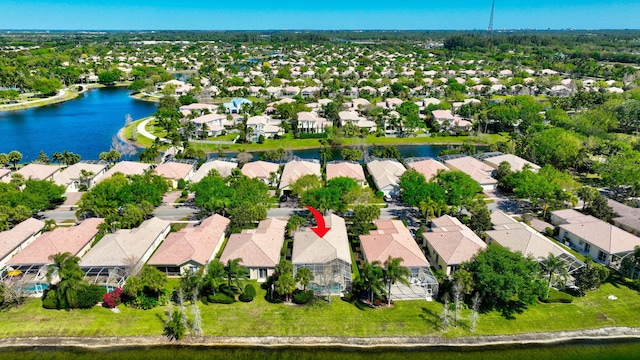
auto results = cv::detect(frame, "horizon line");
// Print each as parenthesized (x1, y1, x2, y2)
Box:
(2, 28, 640, 33)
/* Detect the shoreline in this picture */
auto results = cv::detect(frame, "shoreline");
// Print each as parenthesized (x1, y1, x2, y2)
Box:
(1, 327, 640, 349)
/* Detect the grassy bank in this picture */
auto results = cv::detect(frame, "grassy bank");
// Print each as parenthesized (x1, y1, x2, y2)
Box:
(0, 278, 639, 338)
(0, 89, 79, 112)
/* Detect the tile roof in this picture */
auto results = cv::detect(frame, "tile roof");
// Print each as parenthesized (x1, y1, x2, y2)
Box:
(559, 221, 640, 255)
(326, 162, 365, 182)
(8, 218, 103, 266)
(240, 161, 279, 180)
(444, 156, 497, 186)
(292, 214, 351, 265)
(79, 217, 170, 268)
(482, 154, 540, 172)
(52, 163, 108, 187)
(154, 161, 194, 180)
(0, 218, 45, 262)
(148, 214, 230, 267)
(17, 164, 59, 181)
(366, 159, 406, 190)
(423, 215, 486, 265)
(100, 161, 153, 182)
(192, 160, 239, 182)
(486, 227, 565, 260)
(279, 160, 321, 190)
(405, 158, 448, 181)
(219, 218, 287, 267)
(360, 220, 429, 267)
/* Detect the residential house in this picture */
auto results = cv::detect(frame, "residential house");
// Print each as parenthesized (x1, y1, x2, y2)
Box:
(292, 214, 352, 295)
(297, 112, 331, 134)
(479, 153, 540, 173)
(224, 98, 252, 114)
(279, 159, 321, 195)
(99, 161, 153, 182)
(79, 217, 171, 274)
(442, 155, 498, 191)
(148, 215, 230, 276)
(52, 162, 108, 192)
(0, 218, 45, 268)
(0, 168, 12, 183)
(190, 113, 228, 137)
(430, 110, 472, 132)
(405, 157, 448, 181)
(246, 115, 284, 141)
(366, 158, 406, 198)
(16, 164, 59, 181)
(338, 111, 377, 132)
(552, 209, 640, 266)
(422, 215, 486, 276)
(154, 161, 195, 188)
(326, 161, 366, 186)
(7, 218, 104, 270)
(192, 159, 239, 182)
(360, 220, 438, 299)
(219, 218, 287, 282)
(485, 211, 583, 271)
(241, 161, 280, 186)
(608, 199, 640, 236)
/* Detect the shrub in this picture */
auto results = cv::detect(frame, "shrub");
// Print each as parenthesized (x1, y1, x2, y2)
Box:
(135, 294, 159, 310)
(375, 191, 384, 197)
(103, 288, 123, 308)
(208, 293, 235, 304)
(299, 133, 327, 139)
(238, 294, 253, 302)
(177, 179, 187, 190)
(76, 285, 105, 309)
(42, 297, 57, 309)
(181, 190, 188, 197)
(293, 290, 314, 304)
(243, 284, 256, 298)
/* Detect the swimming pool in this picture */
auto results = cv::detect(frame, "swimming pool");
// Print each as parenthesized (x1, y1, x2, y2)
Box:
(23, 283, 49, 293)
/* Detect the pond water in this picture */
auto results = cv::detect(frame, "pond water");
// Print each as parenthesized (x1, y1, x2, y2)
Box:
(1, 339, 639, 360)
(0, 87, 157, 161)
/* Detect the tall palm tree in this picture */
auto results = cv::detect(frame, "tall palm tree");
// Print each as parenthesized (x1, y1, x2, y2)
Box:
(203, 261, 225, 296)
(383, 256, 411, 306)
(541, 253, 569, 295)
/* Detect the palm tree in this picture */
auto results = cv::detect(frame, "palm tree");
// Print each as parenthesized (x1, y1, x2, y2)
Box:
(294, 267, 314, 292)
(359, 261, 385, 304)
(383, 256, 411, 306)
(203, 261, 225, 296)
(541, 253, 569, 296)
(224, 258, 248, 297)
(46, 252, 85, 309)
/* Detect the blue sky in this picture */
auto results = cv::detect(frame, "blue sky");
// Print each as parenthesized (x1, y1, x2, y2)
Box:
(0, 1, 638, 30)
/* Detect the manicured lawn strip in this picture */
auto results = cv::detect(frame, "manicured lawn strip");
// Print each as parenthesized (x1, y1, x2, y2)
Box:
(0, 281, 639, 338)
(0, 90, 79, 111)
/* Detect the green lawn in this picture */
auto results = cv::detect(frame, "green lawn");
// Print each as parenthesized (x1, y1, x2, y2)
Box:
(1, 278, 639, 338)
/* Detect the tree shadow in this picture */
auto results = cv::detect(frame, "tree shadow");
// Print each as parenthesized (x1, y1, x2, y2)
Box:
(497, 300, 528, 320)
(419, 306, 442, 332)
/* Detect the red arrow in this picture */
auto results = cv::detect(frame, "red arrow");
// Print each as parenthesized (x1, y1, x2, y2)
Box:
(304, 205, 331, 238)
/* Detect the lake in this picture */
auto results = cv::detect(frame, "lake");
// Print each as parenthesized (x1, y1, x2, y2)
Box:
(1, 339, 640, 360)
(0, 87, 158, 161)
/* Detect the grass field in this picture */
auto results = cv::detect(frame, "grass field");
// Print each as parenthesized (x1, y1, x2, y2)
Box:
(1, 277, 639, 338)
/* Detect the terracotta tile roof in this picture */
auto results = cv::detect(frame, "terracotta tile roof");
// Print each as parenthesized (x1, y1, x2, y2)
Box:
(360, 220, 429, 267)
(292, 214, 351, 265)
(148, 214, 230, 267)
(406, 159, 448, 181)
(154, 162, 194, 180)
(241, 161, 279, 180)
(219, 218, 287, 267)
(7, 218, 103, 266)
(423, 215, 486, 265)
(326, 162, 365, 182)
(444, 156, 497, 186)
(0, 218, 45, 262)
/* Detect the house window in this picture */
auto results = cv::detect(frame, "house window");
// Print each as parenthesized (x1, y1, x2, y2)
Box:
(584, 243, 591, 253)
(597, 251, 608, 263)
(258, 268, 267, 279)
